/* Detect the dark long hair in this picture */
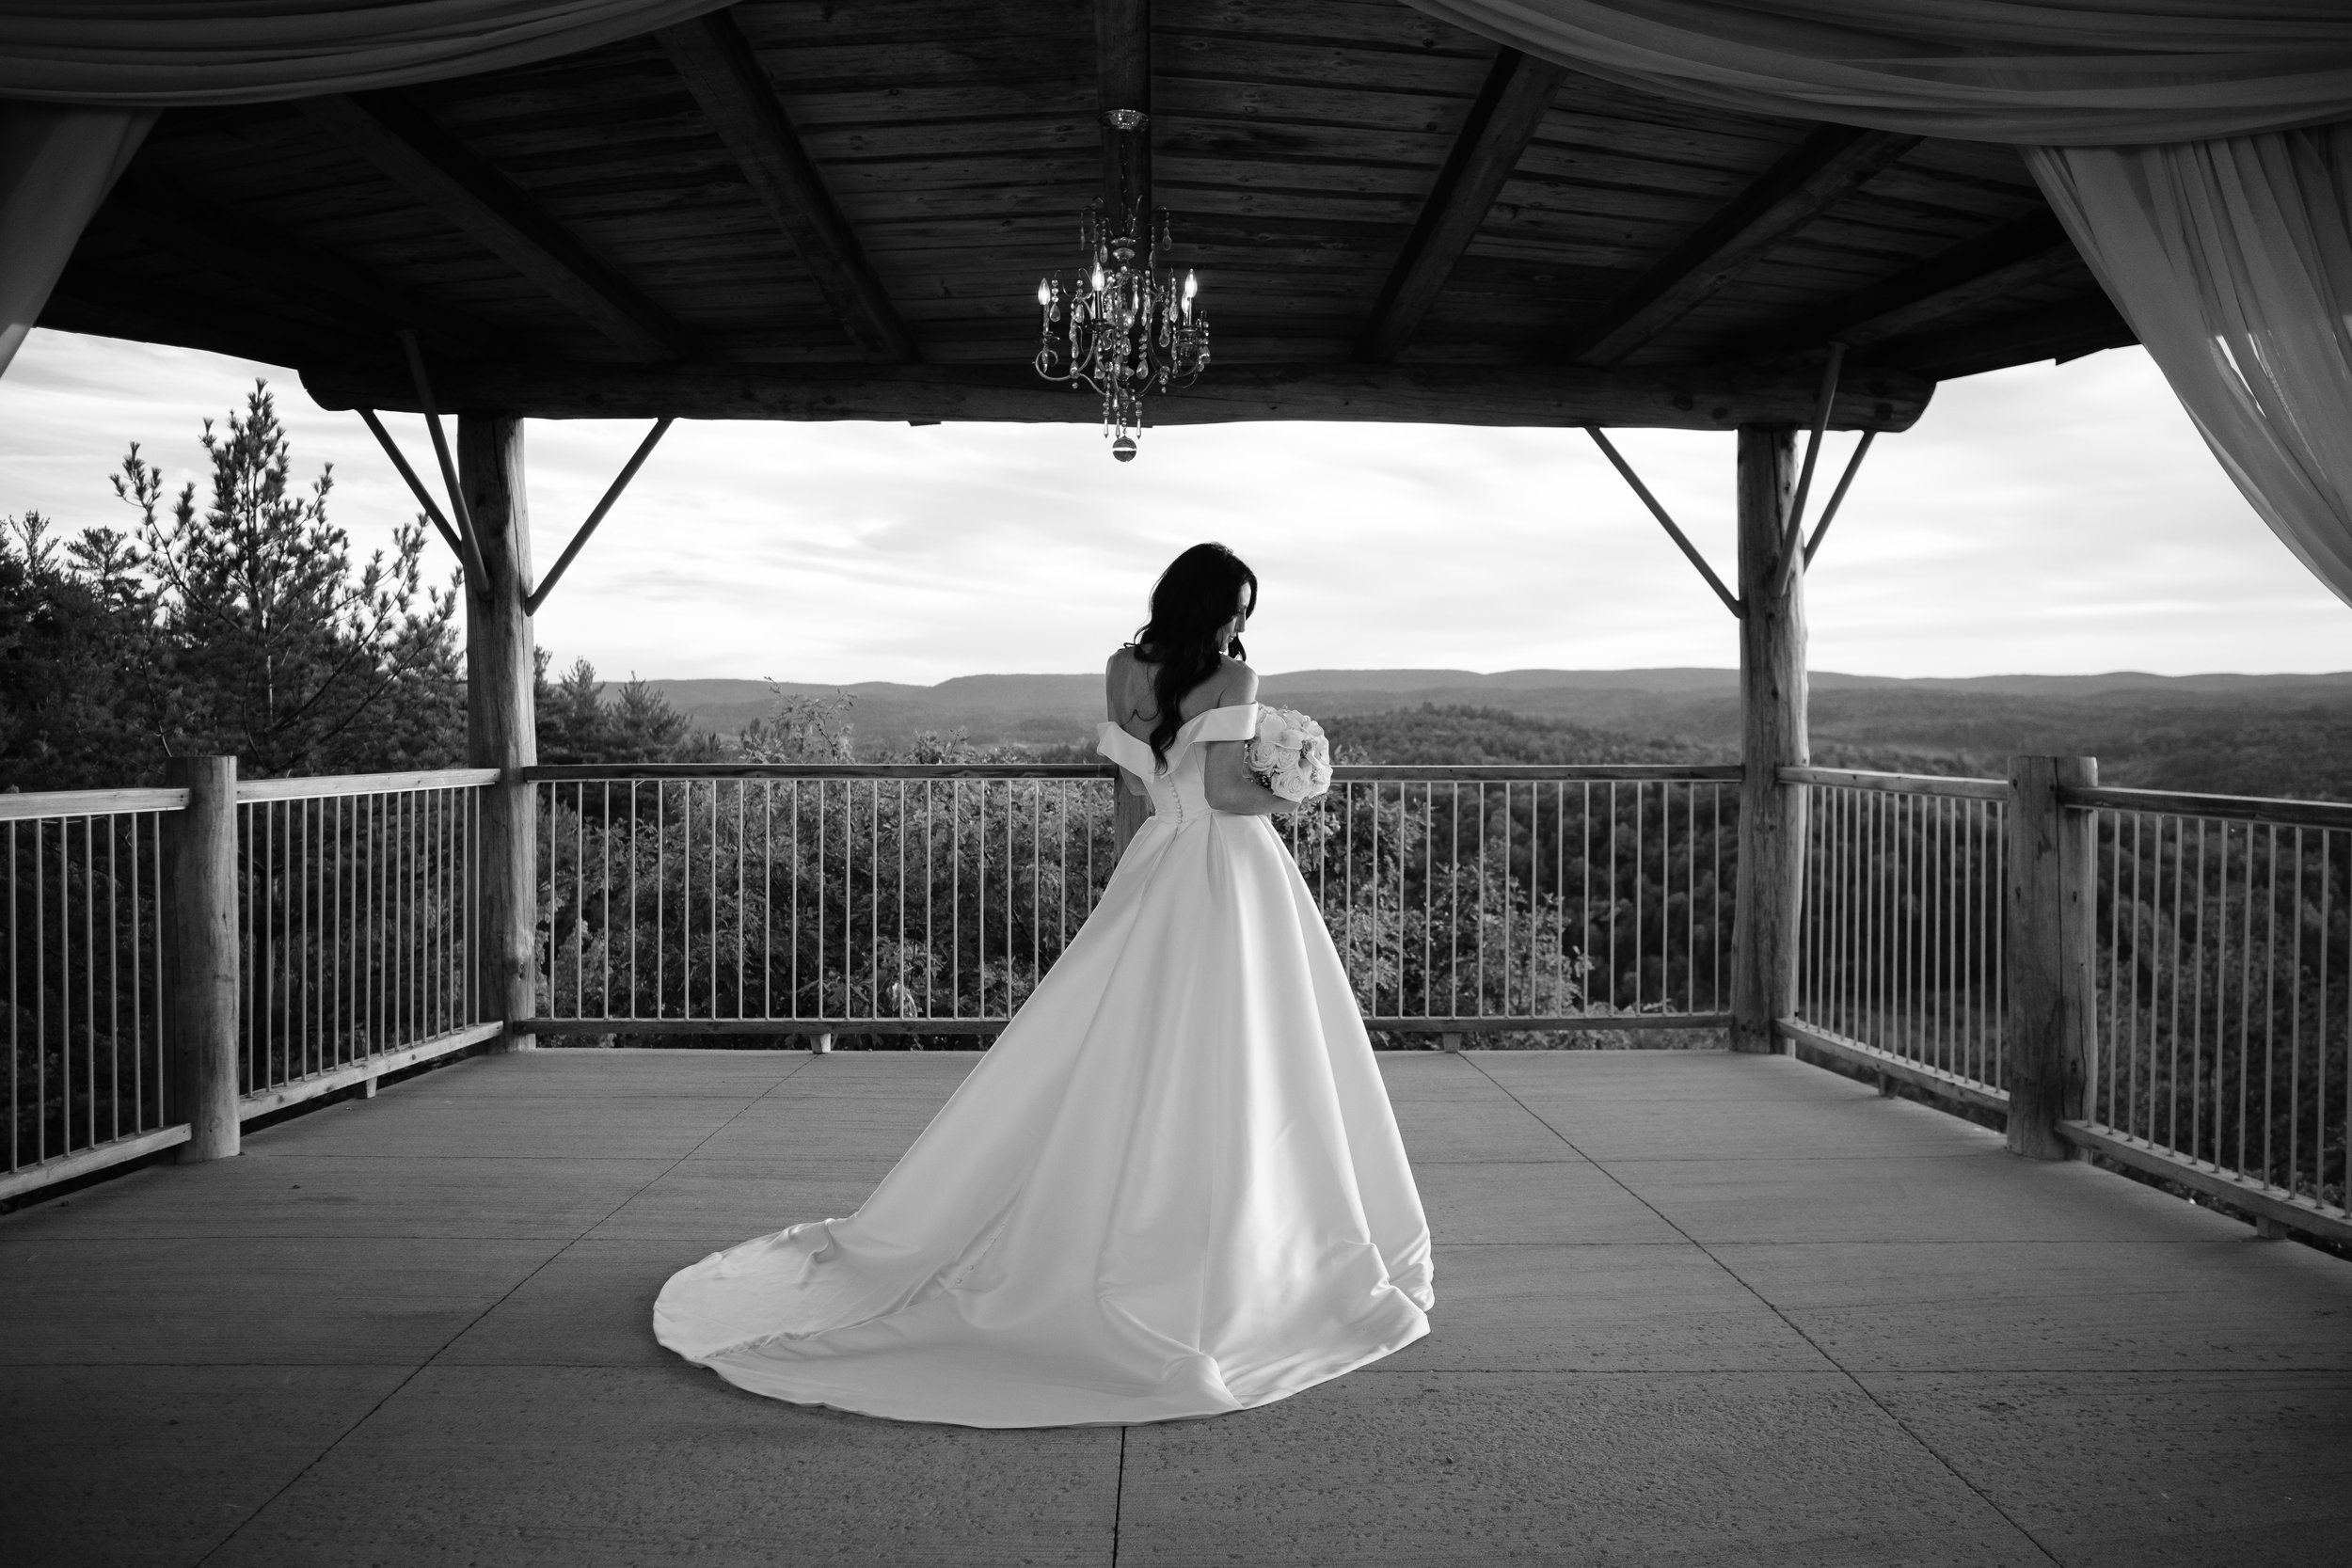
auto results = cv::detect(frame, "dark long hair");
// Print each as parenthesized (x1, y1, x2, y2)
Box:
(1132, 542, 1258, 761)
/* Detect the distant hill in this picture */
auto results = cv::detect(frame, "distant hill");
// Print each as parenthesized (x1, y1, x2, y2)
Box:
(633, 668, 2352, 800)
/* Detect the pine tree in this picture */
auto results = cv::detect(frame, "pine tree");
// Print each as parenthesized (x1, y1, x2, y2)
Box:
(111, 381, 462, 777)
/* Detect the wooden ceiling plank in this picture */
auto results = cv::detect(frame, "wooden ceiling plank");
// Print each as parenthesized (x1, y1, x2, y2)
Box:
(46, 263, 353, 369)
(1568, 125, 1923, 366)
(659, 10, 919, 361)
(1357, 48, 1567, 363)
(1823, 218, 2079, 347)
(1736, 210, 2077, 357)
(302, 356, 1932, 431)
(298, 91, 691, 361)
(105, 170, 514, 359)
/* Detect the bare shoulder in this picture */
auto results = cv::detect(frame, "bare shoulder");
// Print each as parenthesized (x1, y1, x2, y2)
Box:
(1217, 657, 1260, 705)
(1104, 645, 1138, 720)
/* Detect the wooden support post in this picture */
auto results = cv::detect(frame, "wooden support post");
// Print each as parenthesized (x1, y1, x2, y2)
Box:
(2005, 755, 2097, 1160)
(1731, 426, 1805, 1053)
(461, 414, 538, 1053)
(809, 1032, 834, 1055)
(164, 755, 239, 1162)
(1441, 1032, 1464, 1054)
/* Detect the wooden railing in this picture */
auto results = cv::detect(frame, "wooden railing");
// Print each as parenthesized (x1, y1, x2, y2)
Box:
(1779, 761, 2352, 1247)
(2, 761, 499, 1202)
(3, 784, 184, 1197)
(522, 762, 1742, 1043)
(13, 752, 2345, 1251)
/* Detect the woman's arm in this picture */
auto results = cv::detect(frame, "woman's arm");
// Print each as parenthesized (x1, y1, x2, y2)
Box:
(1104, 649, 1145, 797)
(1199, 661, 1302, 816)
(1202, 739, 1294, 816)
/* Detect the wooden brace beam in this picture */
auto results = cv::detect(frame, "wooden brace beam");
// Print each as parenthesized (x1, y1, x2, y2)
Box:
(1585, 428, 1741, 617)
(1359, 48, 1568, 364)
(1570, 125, 1921, 366)
(302, 357, 1935, 431)
(300, 92, 692, 362)
(1803, 430, 1875, 567)
(355, 406, 469, 565)
(1772, 343, 1843, 600)
(526, 418, 673, 615)
(657, 13, 916, 362)
(397, 332, 492, 587)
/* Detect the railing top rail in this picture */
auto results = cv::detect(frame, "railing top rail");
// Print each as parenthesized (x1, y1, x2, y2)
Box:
(2066, 784, 2352, 833)
(236, 768, 501, 802)
(1333, 764, 1740, 783)
(1779, 765, 2007, 801)
(525, 762, 1743, 783)
(0, 786, 189, 821)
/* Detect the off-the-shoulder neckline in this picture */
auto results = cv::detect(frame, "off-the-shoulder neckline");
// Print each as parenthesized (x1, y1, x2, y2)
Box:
(1102, 701, 1256, 742)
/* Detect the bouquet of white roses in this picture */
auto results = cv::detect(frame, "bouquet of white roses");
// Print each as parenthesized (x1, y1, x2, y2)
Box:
(1246, 705, 1333, 803)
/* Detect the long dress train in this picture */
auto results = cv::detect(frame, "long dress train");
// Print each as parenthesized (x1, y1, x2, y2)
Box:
(653, 702, 1434, 1427)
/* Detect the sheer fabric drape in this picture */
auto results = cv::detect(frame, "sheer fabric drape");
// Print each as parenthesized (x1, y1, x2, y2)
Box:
(0, 0, 731, 381)
(0, 1, 732, 104)
(1407, 0, 2352, 606)
(2032, 131, 2352, 603)
(0, 105, 150, 378)
(1401, 1, 2352, 144)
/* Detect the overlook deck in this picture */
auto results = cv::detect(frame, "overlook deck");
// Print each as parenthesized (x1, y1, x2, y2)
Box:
(4, 1048, 2347, 1567)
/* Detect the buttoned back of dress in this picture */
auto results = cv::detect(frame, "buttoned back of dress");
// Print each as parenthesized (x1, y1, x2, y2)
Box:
(1095, 703, 1261, 829)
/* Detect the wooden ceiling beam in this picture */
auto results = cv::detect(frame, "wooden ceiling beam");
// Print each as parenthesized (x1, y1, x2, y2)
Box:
(1359, 48, 1568, 364)
(299, 91, 691, 362)
(1876, 295, 2136, 379)
(104, 170, 516, 359)
(657, 12, 916, 363)
(302, 356, 1932, 432)
(1568, 125, 1922, 367)
(1742, 210, 2080, 358)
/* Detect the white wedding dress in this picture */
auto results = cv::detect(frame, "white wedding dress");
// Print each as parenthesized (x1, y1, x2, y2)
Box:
(654, 702, 1434, 1427)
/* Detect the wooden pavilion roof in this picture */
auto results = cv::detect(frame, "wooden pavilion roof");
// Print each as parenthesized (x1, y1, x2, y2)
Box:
(42, 0, 2137, 432)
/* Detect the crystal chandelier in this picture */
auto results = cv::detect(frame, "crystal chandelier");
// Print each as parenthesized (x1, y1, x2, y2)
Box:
(1034, 110, 1210, 462)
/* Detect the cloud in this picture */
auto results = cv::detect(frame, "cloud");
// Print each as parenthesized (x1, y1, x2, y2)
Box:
(1, 328, 2340, 683)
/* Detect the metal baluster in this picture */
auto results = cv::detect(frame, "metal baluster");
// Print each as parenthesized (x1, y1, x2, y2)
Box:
(2280, 827, 2296, 1193)
(2321, 832, 2338, 1199)
(788, 780, 801, 1019)
(1637, 784, 1656, 1020)
(2234, 824, 2252, 1174)
(949, 780, 961, 1019)
(34, 820, 46, 1163)
(1029, 781, 1041, 1007)
(628, 782, 643, 1021)
(931, 779, 946, 1020)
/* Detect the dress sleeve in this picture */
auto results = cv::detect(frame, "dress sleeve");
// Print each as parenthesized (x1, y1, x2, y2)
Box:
(1095, 721, 1158, 779)
(1189, 703, 1261, 744)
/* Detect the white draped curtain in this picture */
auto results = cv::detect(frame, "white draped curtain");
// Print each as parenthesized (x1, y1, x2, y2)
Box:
(0, 0, 734, 376)
(1406, 0, 2352, 609)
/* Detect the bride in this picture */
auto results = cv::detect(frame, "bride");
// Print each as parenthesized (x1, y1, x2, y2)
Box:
(654, 543, 1435, 1427)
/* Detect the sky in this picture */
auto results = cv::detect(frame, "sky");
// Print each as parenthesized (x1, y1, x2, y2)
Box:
(2, 325, 2344, 685)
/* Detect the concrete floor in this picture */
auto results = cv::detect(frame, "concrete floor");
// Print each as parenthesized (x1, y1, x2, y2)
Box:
(4, 1049, 2349, 1568)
